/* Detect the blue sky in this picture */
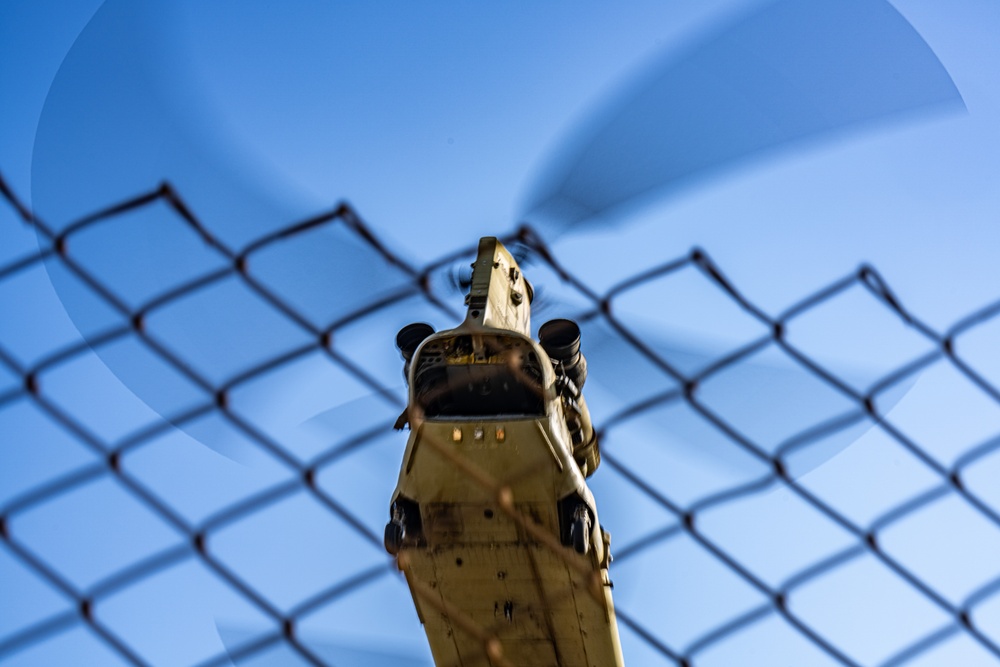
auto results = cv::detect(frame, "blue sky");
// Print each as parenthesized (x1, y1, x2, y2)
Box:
(3, 1, 1000, 665)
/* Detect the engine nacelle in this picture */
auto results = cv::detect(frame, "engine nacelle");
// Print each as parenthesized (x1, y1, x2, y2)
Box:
(538, 318, 587, 389)
(539, 318, 599, 476)
(396, 322, 435, 383)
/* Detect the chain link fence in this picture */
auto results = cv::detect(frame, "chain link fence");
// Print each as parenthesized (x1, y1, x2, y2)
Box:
(3, 171, 1000, 666)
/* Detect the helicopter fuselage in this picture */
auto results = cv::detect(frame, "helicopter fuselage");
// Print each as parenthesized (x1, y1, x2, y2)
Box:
(385, 238, 624, 666)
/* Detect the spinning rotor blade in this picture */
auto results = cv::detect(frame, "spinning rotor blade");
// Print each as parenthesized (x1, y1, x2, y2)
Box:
(521, 0, 964, 231)
(19, 0, 947, 479)
(300, 388, 405, 436)
(580, 316, 917, 480)
(216, 623, 431, 667)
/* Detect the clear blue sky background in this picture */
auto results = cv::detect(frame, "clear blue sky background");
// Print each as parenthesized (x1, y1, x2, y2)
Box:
(2, 1, 1000, 665)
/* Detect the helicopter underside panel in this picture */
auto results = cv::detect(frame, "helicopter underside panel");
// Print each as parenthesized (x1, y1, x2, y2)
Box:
(392, 419, 623, 665)
(404, 530, 620, 667)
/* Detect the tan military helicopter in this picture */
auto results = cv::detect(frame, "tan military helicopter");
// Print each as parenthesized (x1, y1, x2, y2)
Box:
(384, 236, 624, 666)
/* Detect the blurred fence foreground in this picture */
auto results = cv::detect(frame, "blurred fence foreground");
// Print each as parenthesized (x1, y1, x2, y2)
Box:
(3, 174, 1000, 666)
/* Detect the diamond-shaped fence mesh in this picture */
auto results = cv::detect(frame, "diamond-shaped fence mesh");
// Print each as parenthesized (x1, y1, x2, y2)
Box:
(3, 170, 1000, 667)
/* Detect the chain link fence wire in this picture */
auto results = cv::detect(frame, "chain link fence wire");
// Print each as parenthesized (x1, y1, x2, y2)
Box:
(3, 170, 1000, 666)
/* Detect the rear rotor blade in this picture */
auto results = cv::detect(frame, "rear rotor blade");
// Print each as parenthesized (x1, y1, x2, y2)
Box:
(521, 0, 964, 231)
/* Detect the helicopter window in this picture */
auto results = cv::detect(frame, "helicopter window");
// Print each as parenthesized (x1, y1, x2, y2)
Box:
(414, 363, 544, 418)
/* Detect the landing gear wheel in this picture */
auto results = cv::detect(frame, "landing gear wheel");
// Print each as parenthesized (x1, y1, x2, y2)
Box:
(570, 506, 592, 555)
(384, 521, 404, 555)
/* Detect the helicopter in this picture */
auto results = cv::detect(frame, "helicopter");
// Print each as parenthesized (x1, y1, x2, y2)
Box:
(384, 236, 624, 667)
(8, 0, 975, 664)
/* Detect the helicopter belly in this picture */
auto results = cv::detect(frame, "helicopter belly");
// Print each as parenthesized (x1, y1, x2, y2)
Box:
(404, 531, 621, 667)
(391, 420, 624, 667)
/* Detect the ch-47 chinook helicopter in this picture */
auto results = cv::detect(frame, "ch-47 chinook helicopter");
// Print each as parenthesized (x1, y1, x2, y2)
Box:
(384, 236, 624, 667)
